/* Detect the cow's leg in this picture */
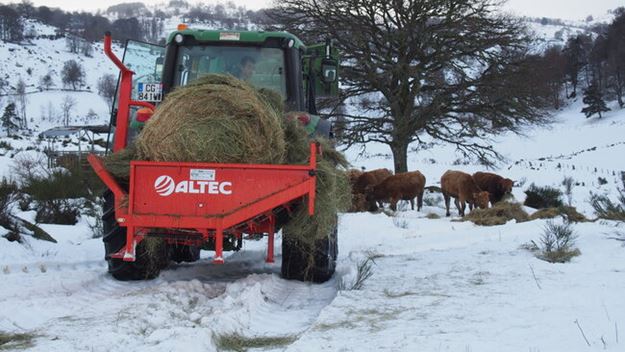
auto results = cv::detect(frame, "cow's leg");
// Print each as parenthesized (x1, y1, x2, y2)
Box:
(458, 198, 466, 217)
(390, 197, 398, 211)
(443, 192, 451, 217)
(410, 198, 415, 210)
(417, 190, 424, 211)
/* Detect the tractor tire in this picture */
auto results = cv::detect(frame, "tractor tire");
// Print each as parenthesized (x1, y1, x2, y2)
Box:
(102, 191, 166, 280)
(170, 244, 201, 263)
(281, 221, 338, 283)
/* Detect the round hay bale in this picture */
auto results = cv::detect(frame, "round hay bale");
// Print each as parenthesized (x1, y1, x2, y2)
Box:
(135, 74, 286, 164)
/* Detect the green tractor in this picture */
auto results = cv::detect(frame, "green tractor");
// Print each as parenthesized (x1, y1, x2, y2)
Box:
(100, 26, 341, 282)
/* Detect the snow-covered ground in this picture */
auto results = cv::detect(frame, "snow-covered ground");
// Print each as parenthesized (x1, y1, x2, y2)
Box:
(1, 98, 624, 351)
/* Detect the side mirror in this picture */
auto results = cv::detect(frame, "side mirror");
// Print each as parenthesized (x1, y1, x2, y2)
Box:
(321, 60, 337, 83)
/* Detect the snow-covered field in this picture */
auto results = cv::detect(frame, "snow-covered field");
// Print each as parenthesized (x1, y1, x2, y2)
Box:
(1, 98, 624, 351)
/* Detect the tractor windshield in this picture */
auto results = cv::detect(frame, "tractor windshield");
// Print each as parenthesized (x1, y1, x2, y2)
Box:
(173, 45, 287, 97)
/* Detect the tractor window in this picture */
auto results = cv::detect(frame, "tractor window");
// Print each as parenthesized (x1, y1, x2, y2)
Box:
(173, 45, 287, 98)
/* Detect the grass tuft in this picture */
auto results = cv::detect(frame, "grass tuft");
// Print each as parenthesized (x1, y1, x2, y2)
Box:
(0, 331, 37, 350)
(536, 221, 581, 263)
(213, 332, 297, 352)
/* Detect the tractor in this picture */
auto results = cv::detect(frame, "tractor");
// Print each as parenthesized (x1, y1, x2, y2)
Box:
(89, 26, 340, 282)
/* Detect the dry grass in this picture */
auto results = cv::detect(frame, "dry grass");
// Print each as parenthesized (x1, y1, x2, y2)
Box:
(213, 332, 296, 352)
(137, 74, 286, 165)
(464, 202, 529, 226)
(425, 212, 440, 219)
(0, 331, 37, 350)
(529, 206, 587, 222)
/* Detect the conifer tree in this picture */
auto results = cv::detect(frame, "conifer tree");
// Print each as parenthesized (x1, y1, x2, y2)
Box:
(1, 103, 19, 135)
(581, 83, 610, 118)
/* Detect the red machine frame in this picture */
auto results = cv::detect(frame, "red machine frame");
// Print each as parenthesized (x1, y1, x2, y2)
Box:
(90, 34, 318, 264)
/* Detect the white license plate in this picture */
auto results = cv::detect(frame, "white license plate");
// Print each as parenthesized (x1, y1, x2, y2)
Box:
(137, 83, 163, 102)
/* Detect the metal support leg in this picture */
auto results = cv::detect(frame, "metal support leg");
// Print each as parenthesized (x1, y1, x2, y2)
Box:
(123, 226, 136, 261)
(266, 215, 275, 263)
(213, 227, 224, 264)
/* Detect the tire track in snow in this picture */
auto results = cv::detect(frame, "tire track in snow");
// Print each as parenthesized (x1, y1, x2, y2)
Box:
(0, 248, 338, 351)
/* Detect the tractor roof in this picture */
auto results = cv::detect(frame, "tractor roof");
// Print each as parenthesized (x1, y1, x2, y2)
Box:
(166, 29, 305, 49)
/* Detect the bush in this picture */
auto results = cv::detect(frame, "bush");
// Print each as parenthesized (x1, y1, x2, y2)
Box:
(0, 177, 17, 228)
(524, 183, 563, 209)
(22, 171, 86, 225)
(590, 178, 625, 222)
(536, 221, 581, 263)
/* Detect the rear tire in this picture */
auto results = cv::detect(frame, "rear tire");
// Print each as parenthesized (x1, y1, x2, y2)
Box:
(102, 191, 166, 280)
(281, 220, 338, 283)
(170, 244, 201, 263)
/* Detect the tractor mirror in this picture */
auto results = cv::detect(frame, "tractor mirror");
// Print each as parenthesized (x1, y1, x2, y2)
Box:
(321, 60, 337, 83)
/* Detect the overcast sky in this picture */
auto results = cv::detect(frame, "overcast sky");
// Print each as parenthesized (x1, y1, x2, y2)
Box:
(28, 0, 623, 21)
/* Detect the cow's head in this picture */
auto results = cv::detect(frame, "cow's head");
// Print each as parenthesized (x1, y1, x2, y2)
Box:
(501, 178, 514, 194)
(473, 191, 490, 209)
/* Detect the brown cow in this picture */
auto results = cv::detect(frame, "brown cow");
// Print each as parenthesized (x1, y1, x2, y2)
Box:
(347, 169, 364, 187)
(472, 171, 514, 205)
(440, 170, 490, 217)
(365, 171, 426, 211)
(353, 168, 393, 194)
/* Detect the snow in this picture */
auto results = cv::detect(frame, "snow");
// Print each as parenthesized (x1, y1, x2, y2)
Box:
(1, 16, 625, 352)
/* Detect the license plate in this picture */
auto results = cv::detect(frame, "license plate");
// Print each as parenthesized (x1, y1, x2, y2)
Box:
(137, 83, 163, 102)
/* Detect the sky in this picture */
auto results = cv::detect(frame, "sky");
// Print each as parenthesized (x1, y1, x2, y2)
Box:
(26, 0, 624, 21)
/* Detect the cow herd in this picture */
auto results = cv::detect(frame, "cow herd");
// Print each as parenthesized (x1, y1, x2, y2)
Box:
(348, 168, 514, 216)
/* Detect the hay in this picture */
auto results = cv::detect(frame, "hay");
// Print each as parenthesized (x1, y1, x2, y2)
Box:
(464, 202, 529, 226)
(135, 74, 286, 164)
(530, 206, 587, 222)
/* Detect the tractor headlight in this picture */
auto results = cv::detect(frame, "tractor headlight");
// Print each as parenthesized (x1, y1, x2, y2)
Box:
(174, 34, 184, 44)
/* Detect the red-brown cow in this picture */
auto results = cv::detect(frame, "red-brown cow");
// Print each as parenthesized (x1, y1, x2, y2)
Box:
(353, 168, 393, 194)
(472, 171, 514, 206)
(365, 171, 426, 211)
(440, 170, 490, 217)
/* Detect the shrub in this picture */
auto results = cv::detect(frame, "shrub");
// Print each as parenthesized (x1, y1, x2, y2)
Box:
(22, 171, 86, 225)
(524, 183, 563, 209)
(562, 176, 574, 205)
(590, 178, 625, 222)
(338, 256, 375, 290)
(0, 177, 17, 228)
(536, 221, 581, 263)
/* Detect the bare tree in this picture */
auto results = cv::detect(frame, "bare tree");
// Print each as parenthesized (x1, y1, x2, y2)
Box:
(15, 78, 27, 129)
(268, 0, 549, 172)
(61, 59, 85, 91)
(97, 74, 117, 112)
(65, 34, 80, 54)
(39, 72, 54, 90)
(60, 95, 76, 126)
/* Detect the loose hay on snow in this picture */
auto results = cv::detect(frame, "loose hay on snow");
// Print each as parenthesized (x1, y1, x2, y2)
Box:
(464, 202, 529, 226)
(529, 206, 587, 222)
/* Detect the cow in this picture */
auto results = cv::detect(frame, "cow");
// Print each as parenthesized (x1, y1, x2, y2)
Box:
(352, 168, 393, 194)
(365, 171, 426, 211)
(347, 168, 364, 187)
(472, 171, 514, 206)
(440, 170, 490, 217)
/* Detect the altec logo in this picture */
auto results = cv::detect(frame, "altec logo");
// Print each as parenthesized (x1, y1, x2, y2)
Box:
(154, 175, 233, 197)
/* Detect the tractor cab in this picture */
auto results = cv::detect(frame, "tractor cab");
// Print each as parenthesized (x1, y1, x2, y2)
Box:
(111, 27, 339, 151)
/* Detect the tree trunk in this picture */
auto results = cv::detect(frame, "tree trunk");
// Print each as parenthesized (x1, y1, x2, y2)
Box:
(390, 141, 409, 174)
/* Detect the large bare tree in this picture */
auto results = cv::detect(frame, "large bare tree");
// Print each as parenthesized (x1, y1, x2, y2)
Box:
(268, 0, 549, 172)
